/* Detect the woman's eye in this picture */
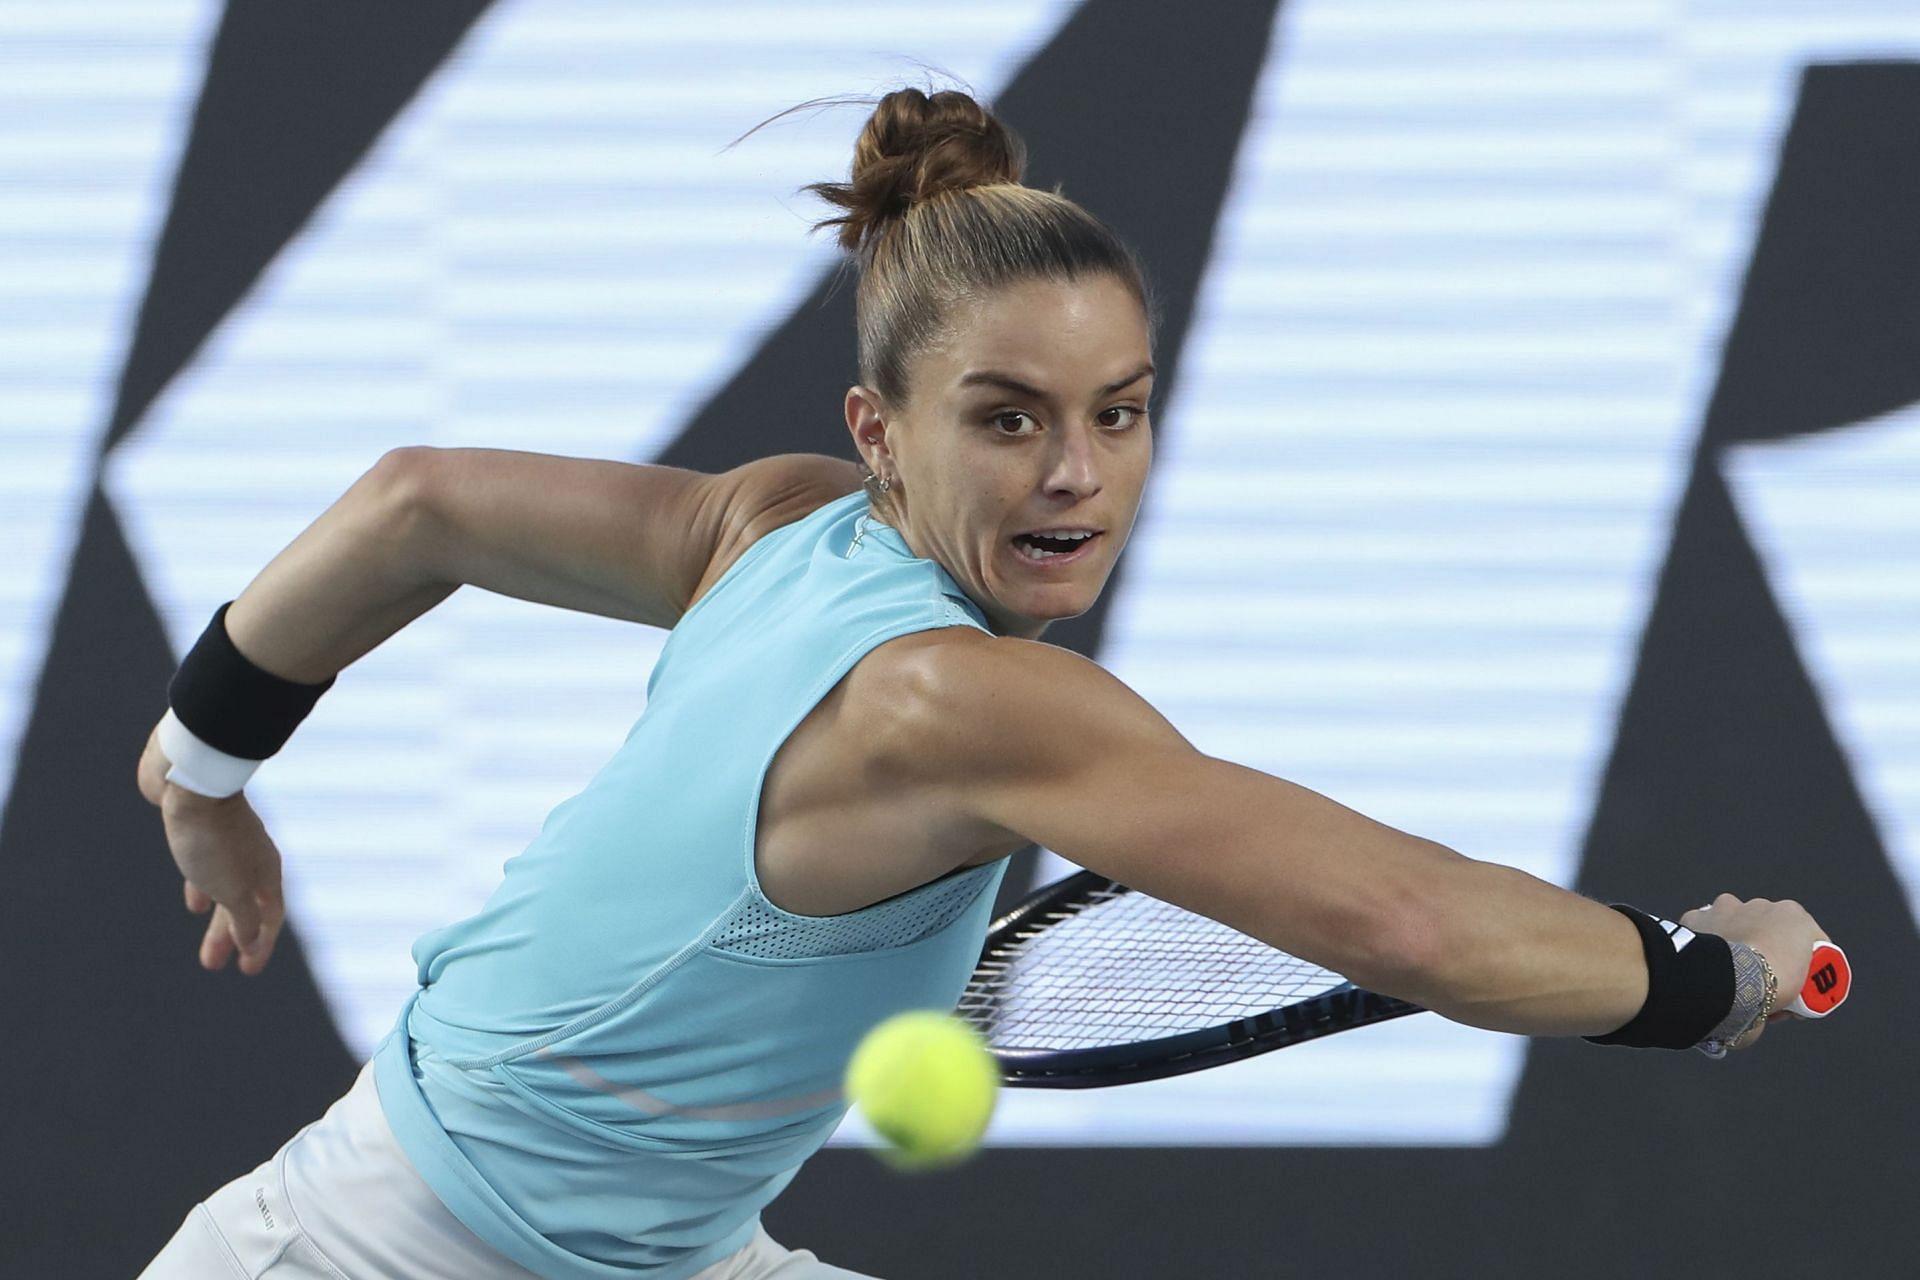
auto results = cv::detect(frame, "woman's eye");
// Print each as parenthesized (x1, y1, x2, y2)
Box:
(991, 407, 1145, 434)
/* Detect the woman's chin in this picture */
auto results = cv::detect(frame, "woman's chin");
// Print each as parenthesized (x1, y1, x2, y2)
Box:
(1003, 588, 1097, 629)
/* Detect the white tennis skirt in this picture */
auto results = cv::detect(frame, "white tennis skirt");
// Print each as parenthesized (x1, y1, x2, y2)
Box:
(137, 1060, 876, 1280)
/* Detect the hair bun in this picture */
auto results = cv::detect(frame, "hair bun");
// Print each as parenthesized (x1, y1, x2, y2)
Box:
(808, 88, 1026, 255)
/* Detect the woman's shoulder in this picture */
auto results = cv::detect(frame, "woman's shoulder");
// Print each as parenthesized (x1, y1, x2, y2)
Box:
(728, 453, 866, 536)
(857, 628, 1120, 764)
(853, 628, 1193, 858)
(687, 454, 865, 609)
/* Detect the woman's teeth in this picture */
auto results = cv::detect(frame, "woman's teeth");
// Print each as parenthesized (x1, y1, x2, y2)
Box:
(1015, 532, 1097, 560)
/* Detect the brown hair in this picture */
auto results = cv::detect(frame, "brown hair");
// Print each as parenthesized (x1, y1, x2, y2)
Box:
(802, 88, 1156, 407)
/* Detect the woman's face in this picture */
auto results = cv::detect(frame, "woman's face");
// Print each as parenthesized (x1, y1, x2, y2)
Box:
(845, 273, 1154, 640)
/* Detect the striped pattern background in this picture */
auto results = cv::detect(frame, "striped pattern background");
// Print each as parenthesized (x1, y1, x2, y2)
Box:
(3, 0, 1916, 1146)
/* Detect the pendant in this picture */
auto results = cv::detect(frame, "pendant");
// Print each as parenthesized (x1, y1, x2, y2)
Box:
(847, 513, 873, 558)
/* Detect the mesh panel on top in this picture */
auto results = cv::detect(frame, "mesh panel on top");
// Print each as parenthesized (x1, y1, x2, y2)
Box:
(712, 863, 993, 960)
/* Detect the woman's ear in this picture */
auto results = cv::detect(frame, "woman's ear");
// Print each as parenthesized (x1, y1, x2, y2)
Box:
(844, 385, 894, 474)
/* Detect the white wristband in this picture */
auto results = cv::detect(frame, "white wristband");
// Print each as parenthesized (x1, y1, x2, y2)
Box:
(156, 707, 261, 798)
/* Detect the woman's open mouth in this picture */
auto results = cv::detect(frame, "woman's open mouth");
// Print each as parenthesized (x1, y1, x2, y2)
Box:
(1010, 530, 1102, 567)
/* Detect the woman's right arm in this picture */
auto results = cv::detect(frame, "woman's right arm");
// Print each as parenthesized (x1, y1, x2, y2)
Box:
(887, 633, 1825, 1045)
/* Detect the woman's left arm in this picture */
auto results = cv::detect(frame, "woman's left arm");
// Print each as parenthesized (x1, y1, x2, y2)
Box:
(223, 446, 771, 681)
(140, 446, 859, 973)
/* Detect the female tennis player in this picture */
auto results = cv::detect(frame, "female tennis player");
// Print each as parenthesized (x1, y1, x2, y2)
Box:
(135, 88, 1830, 1279)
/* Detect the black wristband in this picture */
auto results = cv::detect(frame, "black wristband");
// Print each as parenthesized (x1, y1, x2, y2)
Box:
(1583, 904, 1734, 1049)
(167, 602, 335, 760)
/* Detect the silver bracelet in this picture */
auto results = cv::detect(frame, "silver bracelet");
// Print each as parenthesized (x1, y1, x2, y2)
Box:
(1695, 942, 1775, 1059)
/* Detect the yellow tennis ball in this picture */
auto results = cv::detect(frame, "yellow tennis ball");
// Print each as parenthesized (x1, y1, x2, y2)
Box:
(845, 1010, 999, 1170)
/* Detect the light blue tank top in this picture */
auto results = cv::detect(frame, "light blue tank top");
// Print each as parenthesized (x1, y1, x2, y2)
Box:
(372, 490, 1008, 1278)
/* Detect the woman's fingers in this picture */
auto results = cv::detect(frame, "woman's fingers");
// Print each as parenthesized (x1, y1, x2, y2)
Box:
(195, 891, 282, 974)
(137, 724, 170, 807)
(235, 889, 283, 975)
(219, 848, 275, 944)
(236, 921, 279, 974)
(167, 792, 286, 975)
(200, 906, 237, 971)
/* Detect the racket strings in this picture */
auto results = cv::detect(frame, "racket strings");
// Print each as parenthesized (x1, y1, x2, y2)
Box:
(959, 885, 1350, 1051)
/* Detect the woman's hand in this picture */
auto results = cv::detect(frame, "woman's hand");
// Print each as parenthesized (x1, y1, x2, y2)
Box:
(138, 725, 286, 975)
(1679, 893, 1827, 1051)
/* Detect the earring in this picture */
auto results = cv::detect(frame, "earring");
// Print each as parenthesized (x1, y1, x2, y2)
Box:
(862, 467, 892, 493)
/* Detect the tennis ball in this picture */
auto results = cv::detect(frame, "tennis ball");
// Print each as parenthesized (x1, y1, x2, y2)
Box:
(845, 1010, 999, 1170)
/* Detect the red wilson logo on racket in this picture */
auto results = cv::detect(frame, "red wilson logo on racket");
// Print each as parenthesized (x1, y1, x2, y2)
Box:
(1785, 942, 1850, 1018)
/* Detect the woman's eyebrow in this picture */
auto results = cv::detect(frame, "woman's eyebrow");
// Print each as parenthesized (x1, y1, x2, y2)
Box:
(956, 363, 1155, 400)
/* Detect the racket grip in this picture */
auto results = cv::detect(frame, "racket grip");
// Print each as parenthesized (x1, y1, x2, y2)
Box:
(1785, 941, 1850, 1018)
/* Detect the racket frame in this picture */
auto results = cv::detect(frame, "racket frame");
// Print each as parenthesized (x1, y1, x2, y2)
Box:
(967, 870, 1423, 1089)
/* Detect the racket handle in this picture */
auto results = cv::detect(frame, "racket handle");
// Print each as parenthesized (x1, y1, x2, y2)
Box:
(1785, 941, 1850, 1018)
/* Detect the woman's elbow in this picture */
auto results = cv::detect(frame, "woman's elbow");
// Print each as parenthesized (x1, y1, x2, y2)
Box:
(343, 447, 446, 575)
(365, 446, 445, 529)
(363, 447, 439, 513)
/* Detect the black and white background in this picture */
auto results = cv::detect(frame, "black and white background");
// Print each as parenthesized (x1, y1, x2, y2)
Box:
(3, 1, 1917, 1274)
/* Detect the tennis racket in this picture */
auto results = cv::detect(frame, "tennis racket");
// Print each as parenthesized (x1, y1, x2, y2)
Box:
(956, 870, 1421, 1088)
(957, 871, 1855, 1089)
